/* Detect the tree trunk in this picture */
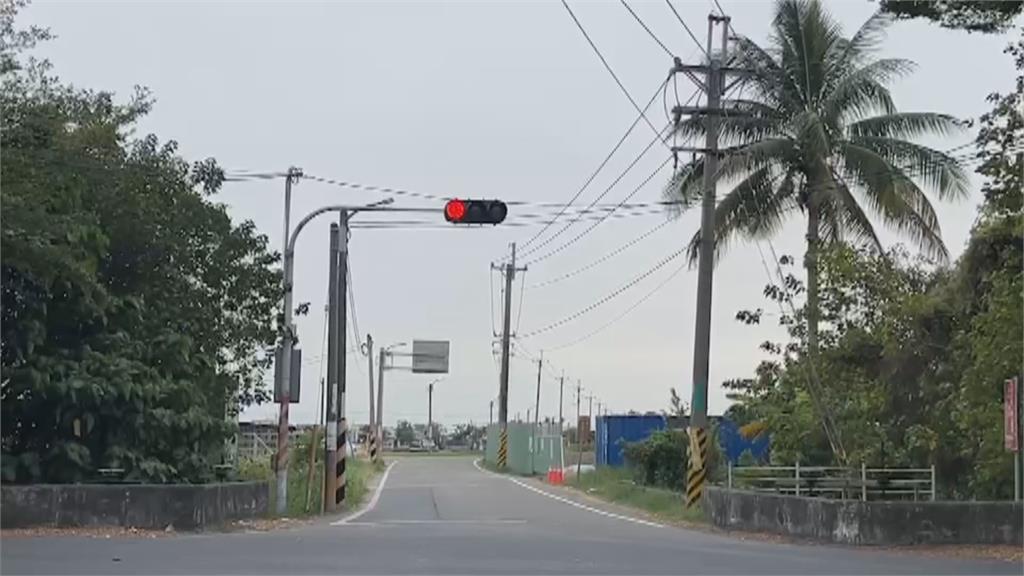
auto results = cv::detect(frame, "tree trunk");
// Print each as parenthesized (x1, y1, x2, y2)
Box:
(804, 204, 820, 357)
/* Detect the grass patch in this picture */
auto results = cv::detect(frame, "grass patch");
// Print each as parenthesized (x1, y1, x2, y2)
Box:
(238, 454, 380, 518)
(570, 467, 705, 525)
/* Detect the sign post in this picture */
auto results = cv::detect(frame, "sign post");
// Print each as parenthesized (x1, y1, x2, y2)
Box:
(1006, 377, 1021, 501)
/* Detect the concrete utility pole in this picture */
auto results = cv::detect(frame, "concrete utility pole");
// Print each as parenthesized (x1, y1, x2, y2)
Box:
(428, 382, 434, 450)
(687, 16, 728, 432)
(489, 400, 494, 426)
(671, 13, 735, 508)
(376, 347, 385, 458)
(324, 223, 341, 513)
(558, 371, 565, 434)
(366, 334, 375, 459)
(275, 167, 302, 515)
(495, 243, 526, 467)
(575, 380, 582, 481)
(531, 352, 543, 472)
(335, 211, 350, 507)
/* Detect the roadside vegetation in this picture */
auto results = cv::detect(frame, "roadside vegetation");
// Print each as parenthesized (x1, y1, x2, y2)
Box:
(237, 430, 382, 517)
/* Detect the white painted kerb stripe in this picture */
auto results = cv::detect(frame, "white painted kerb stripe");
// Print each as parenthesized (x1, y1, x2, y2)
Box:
(472, 458, 663, 529)
(331, 461, 396, 525)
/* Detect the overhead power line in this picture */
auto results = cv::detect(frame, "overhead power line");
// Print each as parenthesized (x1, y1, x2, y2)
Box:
(527, 217, 673, 289)
(518, 244, 688, 339)
(665, 0, 709, 58)
(524, 154, 674, 266)
(517, 76, 671, 253)
(521, 125, 671, 260)
(547, 258, 688, 352)
(561, 0, 668, 144)
(621, 0, 676, 58)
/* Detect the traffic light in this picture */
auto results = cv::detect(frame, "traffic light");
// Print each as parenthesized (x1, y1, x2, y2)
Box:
(444, 199, 508, 225)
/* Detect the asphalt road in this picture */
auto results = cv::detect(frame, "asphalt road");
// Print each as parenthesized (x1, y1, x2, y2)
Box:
(2, 456, 1018, 575)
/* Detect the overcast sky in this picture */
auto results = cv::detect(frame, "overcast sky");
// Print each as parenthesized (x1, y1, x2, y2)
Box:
(23, 1, 1017, 428)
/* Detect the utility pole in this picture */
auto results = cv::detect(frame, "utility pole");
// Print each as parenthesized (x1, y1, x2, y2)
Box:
(335, 211, 349, 507)
(366, 334, 376, 461)
(428, 382, 434, 450)
(558, 371, 565, 435)
(324, 223, 340, 513)
(575, 381, 582, 481)
(495, 243, 526, 468)
(489, 400, 494, 426)
(672, 13, 733, 508)
(532, 351, 543, 472)
(376, 347, 385, 459)
(274, 167, 302, 515)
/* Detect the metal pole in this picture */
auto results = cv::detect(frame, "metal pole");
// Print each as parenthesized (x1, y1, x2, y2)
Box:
(367, 334, 375, 447)
(377, 348, 385, 458)
(275, 170, 298, 515)
(335, 211, 349, 506)
(489, 400, 494, 426)
(558, 372, 565, 435)
(428, 382, 434, 450)
(324, 223, 340, 513)
(532, 352, 542, 474)
(498, 244, 516, 428)
(575, 380, 582, 481)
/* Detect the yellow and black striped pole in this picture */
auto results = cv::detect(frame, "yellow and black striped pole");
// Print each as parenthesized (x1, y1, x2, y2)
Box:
(369, 428, 378, 463)
(686, 426, 708, 508)
(497, 428, 509, 468)
(336, 418, 347, 505)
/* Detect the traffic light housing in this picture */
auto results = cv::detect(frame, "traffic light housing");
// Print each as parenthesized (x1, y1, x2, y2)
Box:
(444, 199, 508, 225)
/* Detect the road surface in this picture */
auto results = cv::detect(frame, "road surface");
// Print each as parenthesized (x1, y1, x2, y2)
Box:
(2, 456, 1018, 574)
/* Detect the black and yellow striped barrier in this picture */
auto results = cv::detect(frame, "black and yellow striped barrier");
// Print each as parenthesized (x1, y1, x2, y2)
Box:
(686, 426, 708, 508)
(497, 428, 509, 468)
(336, 418, 347, 505)
(369, 429, 378, 463)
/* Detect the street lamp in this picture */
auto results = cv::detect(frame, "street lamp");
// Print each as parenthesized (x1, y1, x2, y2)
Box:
(275, 203, 433, 514)
(427, 377, 444, 450)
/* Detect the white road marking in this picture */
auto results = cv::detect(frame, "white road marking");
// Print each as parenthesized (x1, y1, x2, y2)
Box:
(337, 519, 526, 527)
(472, 458, 664, 529)
(330, 461, 397, 525)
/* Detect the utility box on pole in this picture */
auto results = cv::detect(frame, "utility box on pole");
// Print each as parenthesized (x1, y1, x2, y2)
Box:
(273, 348, 302, 403)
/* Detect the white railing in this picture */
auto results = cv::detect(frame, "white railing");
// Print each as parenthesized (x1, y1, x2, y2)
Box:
(726, 462, 936, 501)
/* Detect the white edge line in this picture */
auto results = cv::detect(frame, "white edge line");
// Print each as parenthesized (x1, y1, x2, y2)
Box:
(331, 461, 397, 525)
(472, 458, 663, 529)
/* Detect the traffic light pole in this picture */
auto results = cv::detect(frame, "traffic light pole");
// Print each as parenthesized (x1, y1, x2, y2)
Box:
(276, 200, 436, 510)
(324, 223, 340, 513)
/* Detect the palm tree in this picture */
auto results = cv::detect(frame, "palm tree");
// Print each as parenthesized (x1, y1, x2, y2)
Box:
(665, 0, 969, 354)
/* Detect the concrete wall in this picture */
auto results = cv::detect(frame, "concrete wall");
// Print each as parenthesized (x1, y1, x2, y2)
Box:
(703, 487, 1023, 545)
(1, 481, 270, 531)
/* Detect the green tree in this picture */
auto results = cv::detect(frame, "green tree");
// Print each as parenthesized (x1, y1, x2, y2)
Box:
(395, 420, 415, 446)
(0, 8, 281, 483)
(878, 1, 1023, 33)
(665, 0, 968, 357)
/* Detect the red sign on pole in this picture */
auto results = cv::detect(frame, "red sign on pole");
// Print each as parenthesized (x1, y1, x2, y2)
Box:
(1006, 377, 1019, 453)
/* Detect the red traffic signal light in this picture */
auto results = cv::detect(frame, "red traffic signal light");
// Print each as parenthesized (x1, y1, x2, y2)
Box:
(444, 199, 508, 225)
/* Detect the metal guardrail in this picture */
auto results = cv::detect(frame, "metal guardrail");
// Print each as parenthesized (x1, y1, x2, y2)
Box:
(726, 463, 936, 501)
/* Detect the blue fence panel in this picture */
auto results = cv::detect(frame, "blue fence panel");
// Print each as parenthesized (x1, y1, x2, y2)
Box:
(717, 418, 770, 464)
(596, 415, 667, 467)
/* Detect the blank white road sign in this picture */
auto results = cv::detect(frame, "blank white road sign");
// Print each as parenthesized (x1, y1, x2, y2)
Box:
(412, 340, 450, 374)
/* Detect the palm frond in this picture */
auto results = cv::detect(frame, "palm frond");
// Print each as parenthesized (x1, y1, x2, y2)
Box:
(822, 58, 914, 128)
(847, 135, 970, 200)
(830, 10, 893, 71)
(825, 167, 884, 251)
(847, 112, 962, 140)
(837, 142, 949, 260)
(686, 165, 796, 266)
(662, 157, 704, 217)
